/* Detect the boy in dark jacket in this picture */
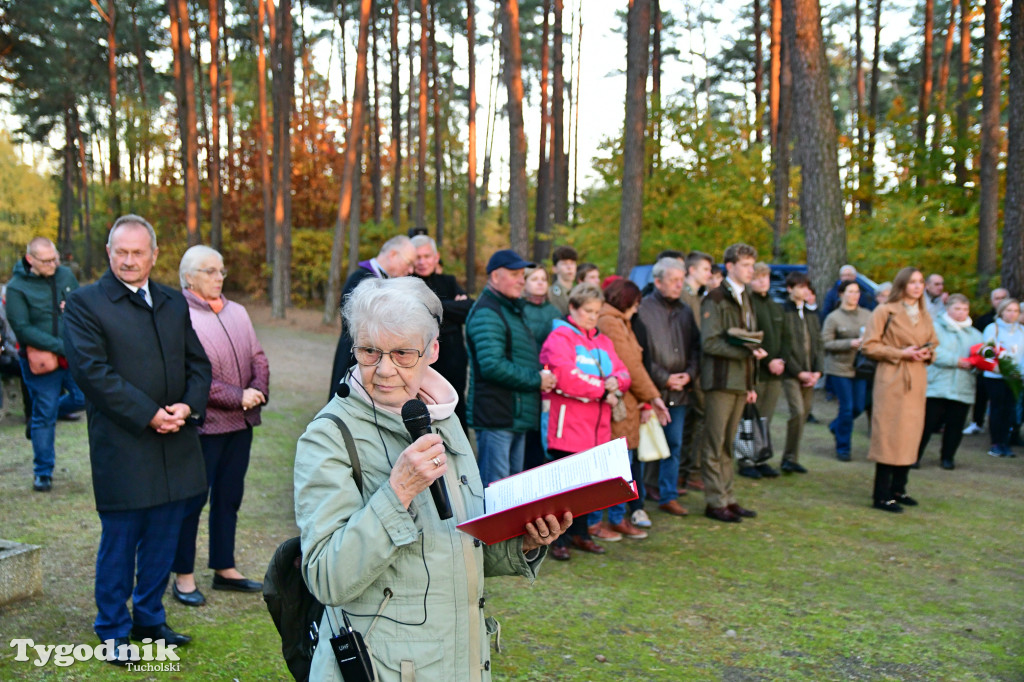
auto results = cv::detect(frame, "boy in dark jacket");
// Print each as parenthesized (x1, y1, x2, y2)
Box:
(780, 271, 824, 473)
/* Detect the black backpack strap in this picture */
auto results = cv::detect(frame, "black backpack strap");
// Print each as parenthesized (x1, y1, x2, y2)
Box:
(315, 413, 363, 495)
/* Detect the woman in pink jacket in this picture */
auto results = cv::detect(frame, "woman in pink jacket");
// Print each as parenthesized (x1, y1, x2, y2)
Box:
(171, 246, 270, 606)
(539, 283, 630, 560)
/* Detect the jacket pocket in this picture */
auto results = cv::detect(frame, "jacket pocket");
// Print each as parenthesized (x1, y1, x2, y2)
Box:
(373, 639, 447, 681)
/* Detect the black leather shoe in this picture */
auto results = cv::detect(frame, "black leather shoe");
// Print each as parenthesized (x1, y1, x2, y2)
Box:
(755, 463, 780, 477)
(32, 475, 52, 492)
(872, 499, 903, 513)
(97, 636, 137, 666)
(738, 466, 761, 479)
(212, 574, 263, 592)
(130, 623, 191, 646)
(941, 459, 955, 470)
(704, 505, 741, 523)
(781, 461, 808, 474)
(894, 494, 918, 506)
(172, 581, 206, 606)
(727, 503, 757, 518)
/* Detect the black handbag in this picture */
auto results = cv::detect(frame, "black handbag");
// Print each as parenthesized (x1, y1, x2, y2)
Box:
(853, 312, 893, 380)
(733, 403, 773, 464)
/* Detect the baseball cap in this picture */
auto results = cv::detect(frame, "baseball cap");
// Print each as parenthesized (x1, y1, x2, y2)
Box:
(486, 249, 535, 274)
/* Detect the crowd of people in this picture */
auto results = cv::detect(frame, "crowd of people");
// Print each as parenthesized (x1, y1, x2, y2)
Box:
(3, 219, 1021, 676)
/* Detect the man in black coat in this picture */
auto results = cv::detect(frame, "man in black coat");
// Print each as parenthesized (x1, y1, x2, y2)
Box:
(64, 215, 211, 664)
(411, 235, 474, 427)
(327, 235, 416, 400)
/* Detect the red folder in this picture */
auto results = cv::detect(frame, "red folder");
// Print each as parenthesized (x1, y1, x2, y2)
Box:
(456, 478, 639, 545)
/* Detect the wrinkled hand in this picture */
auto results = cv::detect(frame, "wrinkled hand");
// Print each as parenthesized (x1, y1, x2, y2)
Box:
(604, 376, 619, 393)
(521, 512, 573, 553)
(390, 434, 447, 509)
(752, 347, 768, 360)
(540, 371, 557, 392)
(746, 389, 758, 404)
(150, 403, 190, 434)
(652, 397, 671, 426)
(242, 388, 266, 410)
(768, 358, 786, 375)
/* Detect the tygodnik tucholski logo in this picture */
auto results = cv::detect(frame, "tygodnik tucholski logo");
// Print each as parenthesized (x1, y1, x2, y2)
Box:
(9, 637, 182, 670)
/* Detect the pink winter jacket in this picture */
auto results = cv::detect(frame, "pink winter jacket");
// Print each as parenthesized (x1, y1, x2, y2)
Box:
(539, 316, 631, 454)
(184, 289, 270, 435)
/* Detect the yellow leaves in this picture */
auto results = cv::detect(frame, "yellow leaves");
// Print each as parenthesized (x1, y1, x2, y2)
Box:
(0, 132, 57, 271)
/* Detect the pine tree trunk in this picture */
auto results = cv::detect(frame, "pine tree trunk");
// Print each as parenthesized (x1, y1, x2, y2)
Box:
(753, 0, 764, 144)
(533, 0, 552, 263)
(221, 0, 235, 193)
(864, 0, 882, 214)
(106, 0, 120, 189)
(480, 8, 501, 213)
(415, 0, 429, 228)
(977, 0, 1002, 297)
(770, 0, 781, 144)
(933, 0, 959, 155)
(390, 0, 402, 226)
(258, 0, 273, 267)
(501, 0, 529, 255)
(617, 0, 650, 277)
(466, 0, 478, 293)
(324, 0, 374, 325)
(954, 0, 972, 186)
(916, 0, 935, 187)
(170, 0, 202, 246)
(430, 0, 444, 244)
(650, 0, 663, 172)
(552, 0, 568, 225)
(854, 0, 865, 213)
(372, 14, 383, 225)
(772, 0, 792, 257)
(209, 0, 223, 251)
(784, 0, 846, 299)
(1003, 0, 1024, 297)
(73, 110, 93, 278)
(271, 0, 294, 319)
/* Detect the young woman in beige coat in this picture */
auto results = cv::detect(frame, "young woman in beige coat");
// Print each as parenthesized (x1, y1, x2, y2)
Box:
(861, 267, 938, 513)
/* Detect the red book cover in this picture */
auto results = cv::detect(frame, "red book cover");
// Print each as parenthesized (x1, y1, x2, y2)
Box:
(456, 478, 639, 545)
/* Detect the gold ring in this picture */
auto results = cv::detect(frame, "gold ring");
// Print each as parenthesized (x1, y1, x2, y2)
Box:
(432, 457, 441, 468)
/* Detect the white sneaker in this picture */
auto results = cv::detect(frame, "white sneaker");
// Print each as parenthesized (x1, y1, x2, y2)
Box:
(962, 423, 983, 435)
(630, 509, 652, 528)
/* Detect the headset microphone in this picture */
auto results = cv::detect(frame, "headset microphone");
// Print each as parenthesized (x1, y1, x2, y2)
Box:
(401, 399, 453, 520)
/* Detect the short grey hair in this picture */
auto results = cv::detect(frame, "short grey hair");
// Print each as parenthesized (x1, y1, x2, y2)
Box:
(179, 245, 223, 289)
(652, 256, 685, 282)
(876, 281, 893, 294)
(947, 293, 970, 307)
(343, 277, 442, 353)
(108, 214, 158, 251)
(378, 235, 413, 258)
(991, 287, 1009, 303)
(568, 283, 604, 309)
(411, 235, 437, 253)
(839, 264, 857, 277)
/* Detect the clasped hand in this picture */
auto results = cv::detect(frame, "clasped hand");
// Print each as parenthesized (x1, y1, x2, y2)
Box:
(390, 434, 447, 509)
(149, 402, 191, 434)
(901, 345, 932, 362)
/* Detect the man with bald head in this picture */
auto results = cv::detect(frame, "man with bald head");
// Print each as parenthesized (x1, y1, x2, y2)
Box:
(5, 236, 85, 492)
(821, 264, 876, 319)
(328, 235, 416, 399)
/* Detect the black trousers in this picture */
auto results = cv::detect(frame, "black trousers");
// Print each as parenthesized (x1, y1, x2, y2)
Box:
(547, 449, 591, 543)
(918, 398, 971, 463)
(972, 378, 989, 426)
(873, 463, 909, 503)
(983, 377, 1016, 447)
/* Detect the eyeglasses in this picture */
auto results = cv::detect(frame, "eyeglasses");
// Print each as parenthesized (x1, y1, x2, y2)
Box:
(353, 346, 425, 368)
(197, 268, 228, 277)
(31, 256, 58, 265)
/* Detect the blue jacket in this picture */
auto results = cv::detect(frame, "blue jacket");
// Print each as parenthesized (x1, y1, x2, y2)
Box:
(982, 319, 1024, 380)
(926, 314, 983, 403)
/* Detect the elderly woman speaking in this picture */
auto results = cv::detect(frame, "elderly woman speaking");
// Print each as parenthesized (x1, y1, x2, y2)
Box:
(294, 277, 569, 681)
(172, 246, 269, 605)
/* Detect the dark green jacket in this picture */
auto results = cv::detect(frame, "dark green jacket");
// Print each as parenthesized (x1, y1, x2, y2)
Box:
(521, 297, 562, 349)
(700, 283, 759, 393)
(782, 300, 825, 377)
(5, 258, 79, 357)
(750, 291, 789, 382)
(465, 287, 541, 433)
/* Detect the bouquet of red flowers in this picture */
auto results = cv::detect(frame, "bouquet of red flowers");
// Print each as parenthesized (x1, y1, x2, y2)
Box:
(968, 342, 1024, 398)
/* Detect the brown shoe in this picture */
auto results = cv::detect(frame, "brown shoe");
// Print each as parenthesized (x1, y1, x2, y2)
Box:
(687, 478, 705, 491)
(727, 503, 757, 518)
(704, 505, 741, 523)
(608, 520, 648, 539)
(550, 544, 571, 561)
(569, 536, 606, 554)
(658, 500, 689, 516)
(588, 523, 623, 542)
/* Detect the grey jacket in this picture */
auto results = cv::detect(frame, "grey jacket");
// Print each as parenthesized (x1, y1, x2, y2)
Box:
(294, 376, 544, 682)
(822, 306, 872, 378)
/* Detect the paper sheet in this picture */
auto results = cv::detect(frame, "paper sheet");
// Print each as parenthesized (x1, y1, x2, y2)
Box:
(483, 438, 631, 514)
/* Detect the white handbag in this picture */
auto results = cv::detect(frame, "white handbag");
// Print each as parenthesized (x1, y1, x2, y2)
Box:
(637, 417, 671, 462)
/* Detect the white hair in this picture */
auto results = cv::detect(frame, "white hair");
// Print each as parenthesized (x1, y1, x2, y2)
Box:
(652, 256, 685, 281)
(343, 277, 442, 352)
(839, 264, 857, 277)
(378, 235, 413, 258)
(108, 214, 158, 251)
(411, 235, 437, 252)
(179, 245, 223, 289)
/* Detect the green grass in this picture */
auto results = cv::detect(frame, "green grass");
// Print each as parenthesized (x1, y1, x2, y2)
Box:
(1, 320, 1022, 680)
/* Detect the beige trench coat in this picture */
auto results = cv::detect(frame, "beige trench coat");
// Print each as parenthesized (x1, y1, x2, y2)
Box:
(862, 301, 939, 465)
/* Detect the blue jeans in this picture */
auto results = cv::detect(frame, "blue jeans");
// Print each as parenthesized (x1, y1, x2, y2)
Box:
(475, 429, 526, 487)
(18, 357, 85, 477)
(829, 375, 867, 455)
(659, 404, 688, 502)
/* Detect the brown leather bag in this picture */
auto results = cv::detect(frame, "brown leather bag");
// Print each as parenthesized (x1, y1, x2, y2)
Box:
(25, 346, 59, 375)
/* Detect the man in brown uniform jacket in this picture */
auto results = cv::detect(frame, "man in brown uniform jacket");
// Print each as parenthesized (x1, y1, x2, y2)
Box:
(699, 243, 766, 523)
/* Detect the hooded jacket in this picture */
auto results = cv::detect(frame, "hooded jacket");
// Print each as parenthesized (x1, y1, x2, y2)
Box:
(539, 317, 631, 453)
(927, 313, 983, 403)
(5, 257, 79, 357)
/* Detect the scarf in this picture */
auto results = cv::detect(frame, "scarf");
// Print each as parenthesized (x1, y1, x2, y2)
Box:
(942, 311, 972, 330)
(347, 366, 459, 422)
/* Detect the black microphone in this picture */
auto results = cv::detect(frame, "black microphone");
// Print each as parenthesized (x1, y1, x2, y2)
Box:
(401, 399, 453, 520)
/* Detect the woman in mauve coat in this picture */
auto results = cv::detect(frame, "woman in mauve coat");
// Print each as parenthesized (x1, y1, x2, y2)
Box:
(861, 267, 938, 513)
(171, 245, 270, 605)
